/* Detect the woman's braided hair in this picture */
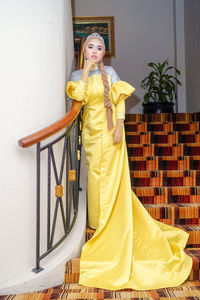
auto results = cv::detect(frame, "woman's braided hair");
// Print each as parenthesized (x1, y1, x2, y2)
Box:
(83, 34, 114, 130)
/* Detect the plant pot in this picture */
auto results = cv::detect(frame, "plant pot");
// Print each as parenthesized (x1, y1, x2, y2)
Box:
(142, 102, 174, 114)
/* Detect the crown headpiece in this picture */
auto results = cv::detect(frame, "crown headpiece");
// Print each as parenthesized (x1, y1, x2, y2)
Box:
(86, 32, 104, 43)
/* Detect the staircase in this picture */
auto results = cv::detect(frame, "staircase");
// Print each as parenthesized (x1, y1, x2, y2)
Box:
(65, 112, 200, 284)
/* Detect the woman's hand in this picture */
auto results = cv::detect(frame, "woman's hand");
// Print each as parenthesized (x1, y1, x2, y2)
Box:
(113, 119, 124, 144)
(81, 60, 97, 83)
(84, 60, 97, 72)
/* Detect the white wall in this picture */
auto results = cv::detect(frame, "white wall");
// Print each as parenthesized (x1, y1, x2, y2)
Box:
(184, 0, 200, 112)
(0, 0, 74, 286)
(73, 0, 186, 113)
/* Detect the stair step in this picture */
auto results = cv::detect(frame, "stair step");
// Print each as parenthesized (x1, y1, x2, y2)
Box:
(143, 203, 200, 225)
(65, 257, 80, 284)
(65, 249, 200, 283)
(126, 132, 200, 145)
(134, 186, 200, 205)
(132, 178, 197, 188)
(86, 227, 96, 241)
(128, 156, 200, 171)
(185, 249, 200, 280)
(127, 144, 200, 157)
(131, 170, 200, 177)
(125, 122, 200, 133)
(135, 194, 200, 205)
(125, 112, 200, 123)
(177, 225, 200, 248)
(130, 170, 200, 187)
(133, 186, 200, 196)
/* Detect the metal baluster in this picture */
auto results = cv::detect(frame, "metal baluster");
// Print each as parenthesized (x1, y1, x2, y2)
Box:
(47, 147, 51, 250)
(33, 142, 43, 273)
(66, 136, 70, 230)
(68, 135, 73, 225)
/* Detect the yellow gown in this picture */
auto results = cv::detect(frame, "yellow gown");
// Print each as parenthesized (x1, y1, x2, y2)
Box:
(66, 66, 193, 291)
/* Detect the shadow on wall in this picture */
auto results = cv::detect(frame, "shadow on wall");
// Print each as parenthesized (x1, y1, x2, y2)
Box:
(103, 57, 112, 65)
(125, 94, 141, 113)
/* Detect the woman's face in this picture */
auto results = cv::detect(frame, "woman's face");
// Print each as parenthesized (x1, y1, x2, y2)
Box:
(84, 38, 104, 63)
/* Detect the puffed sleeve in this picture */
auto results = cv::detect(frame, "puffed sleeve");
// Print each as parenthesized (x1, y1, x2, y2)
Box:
(110, 80, 135, 119)
(66, 71, 87, 103)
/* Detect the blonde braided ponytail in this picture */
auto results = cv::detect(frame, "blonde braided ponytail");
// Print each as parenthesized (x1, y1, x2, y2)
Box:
(99, 61, 114, 130)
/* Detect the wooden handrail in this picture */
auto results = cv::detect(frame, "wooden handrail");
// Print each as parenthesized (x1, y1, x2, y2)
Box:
(18, 101, 82, 148)
(18, 37, 85, 149)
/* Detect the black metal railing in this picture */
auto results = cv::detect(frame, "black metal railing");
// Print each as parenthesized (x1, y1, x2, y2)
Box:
(33, 111, 83, 273)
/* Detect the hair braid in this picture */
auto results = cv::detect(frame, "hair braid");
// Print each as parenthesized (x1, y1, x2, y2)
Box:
(99, 61, 114, 130)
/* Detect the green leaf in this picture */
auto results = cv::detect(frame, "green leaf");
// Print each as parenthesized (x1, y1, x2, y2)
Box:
(143, 93, 150, 102)
(148, 62, 159, 73)
(174, 68, 181, 76)
(164, 66, 174, 74)
(160, 60, 168, 73)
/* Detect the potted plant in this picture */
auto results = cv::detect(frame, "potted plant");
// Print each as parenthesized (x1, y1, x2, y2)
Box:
(140, 59, 181, 113)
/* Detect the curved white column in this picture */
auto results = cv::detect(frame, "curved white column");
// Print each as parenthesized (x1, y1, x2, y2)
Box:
(0, 0, 85, 293)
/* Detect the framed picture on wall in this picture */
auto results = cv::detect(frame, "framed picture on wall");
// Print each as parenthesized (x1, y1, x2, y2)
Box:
(73, 16, 115, 57)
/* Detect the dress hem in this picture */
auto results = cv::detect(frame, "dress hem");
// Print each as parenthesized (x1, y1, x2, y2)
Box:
(79, 261, 192, 291)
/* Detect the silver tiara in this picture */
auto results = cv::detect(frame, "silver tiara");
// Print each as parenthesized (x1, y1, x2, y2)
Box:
(86, 32, 104, 43)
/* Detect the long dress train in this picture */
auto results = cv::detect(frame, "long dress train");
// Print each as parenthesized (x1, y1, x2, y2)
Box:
(67, 66, 193, 290)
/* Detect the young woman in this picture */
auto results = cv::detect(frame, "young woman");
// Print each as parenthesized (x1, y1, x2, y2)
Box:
(66, 33, 192, 290)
